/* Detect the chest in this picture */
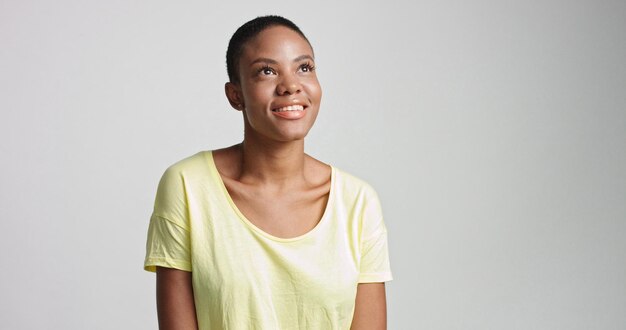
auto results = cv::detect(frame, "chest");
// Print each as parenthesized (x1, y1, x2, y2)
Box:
(190, 229, 359, 329)
(225, 182, 330, 239)
(190, 215, 360, 317)
(188, 175, 362, 327)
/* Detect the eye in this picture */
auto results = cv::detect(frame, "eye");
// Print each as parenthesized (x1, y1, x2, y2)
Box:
(258, 65, 276, 76)
(298, 62, 315, 73)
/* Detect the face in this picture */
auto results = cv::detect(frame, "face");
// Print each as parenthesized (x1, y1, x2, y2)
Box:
(226, 25, 322, 143)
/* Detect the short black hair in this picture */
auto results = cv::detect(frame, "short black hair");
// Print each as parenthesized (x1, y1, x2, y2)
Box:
(226, 15, 311, 84)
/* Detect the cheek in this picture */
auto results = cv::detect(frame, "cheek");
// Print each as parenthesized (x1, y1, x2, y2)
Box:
(307, 81, 323, 103)
(241, 82, 274, 107)
(316, 84, 322, 102)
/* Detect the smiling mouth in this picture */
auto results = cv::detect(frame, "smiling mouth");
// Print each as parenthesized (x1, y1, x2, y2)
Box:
(272, 105, 305, 112)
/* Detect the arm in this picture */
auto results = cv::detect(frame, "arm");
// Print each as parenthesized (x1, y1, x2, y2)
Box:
(156, 266, 199, 330)
(350, 282, 388, 330)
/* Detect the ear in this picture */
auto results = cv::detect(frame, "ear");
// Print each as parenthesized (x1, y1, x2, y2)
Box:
(225, 82, 244, 111)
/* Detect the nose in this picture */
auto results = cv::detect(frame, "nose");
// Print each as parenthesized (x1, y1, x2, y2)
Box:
(276, 73, 301, 95)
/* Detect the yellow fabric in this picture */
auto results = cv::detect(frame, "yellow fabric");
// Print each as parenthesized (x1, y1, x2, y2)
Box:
(144, 151, 392, 329)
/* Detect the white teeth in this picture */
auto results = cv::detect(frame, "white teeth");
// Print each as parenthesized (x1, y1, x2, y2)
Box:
(273, 105, 304, 112)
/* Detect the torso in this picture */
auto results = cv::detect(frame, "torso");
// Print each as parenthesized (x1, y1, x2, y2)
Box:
(212, 146, 332, 239)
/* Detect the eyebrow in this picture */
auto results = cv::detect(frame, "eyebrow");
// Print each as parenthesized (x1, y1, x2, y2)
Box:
(249, 55, 315, 66)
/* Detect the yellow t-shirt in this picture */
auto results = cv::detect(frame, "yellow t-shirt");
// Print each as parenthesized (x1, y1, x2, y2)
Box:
(144, 151, 392, 329)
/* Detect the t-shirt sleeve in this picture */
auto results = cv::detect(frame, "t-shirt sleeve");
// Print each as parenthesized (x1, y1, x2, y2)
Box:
(358, 187, 393, 283)
(144, 167, 192, 272)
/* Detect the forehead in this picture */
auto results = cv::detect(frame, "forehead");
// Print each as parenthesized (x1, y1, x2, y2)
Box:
(240, 25, 313, 62)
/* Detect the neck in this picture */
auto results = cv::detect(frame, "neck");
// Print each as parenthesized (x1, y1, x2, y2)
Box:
(237, 131, 307, 185)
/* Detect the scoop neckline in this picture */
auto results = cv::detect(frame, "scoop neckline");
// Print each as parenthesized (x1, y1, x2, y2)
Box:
(203, 150, 335, 243)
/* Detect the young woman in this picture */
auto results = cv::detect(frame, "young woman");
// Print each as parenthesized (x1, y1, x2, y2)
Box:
(144, 15, 392, 329)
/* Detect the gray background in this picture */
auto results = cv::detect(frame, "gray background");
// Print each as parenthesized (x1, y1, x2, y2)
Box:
(1, 0, 625, 329)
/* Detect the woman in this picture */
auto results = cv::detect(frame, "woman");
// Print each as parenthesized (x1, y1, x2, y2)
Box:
(144, 15, 392, 329)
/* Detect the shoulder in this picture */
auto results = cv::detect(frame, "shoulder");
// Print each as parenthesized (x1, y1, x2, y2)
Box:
(163, 151, 211, 176)
(155, 151, 213, 195)
(152, 151, 212, 222)
(332, 167, 387, 236)
(333, 167, 380, 201)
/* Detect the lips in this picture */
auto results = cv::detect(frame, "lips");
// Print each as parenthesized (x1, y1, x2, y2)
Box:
(271, 103, 307, 119)
(272, 104, 305, 112)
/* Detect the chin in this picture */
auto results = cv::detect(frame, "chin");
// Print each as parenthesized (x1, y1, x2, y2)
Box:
(275, 133, 308, 142)
(272, 128, 312, 142)
(245, 121, 315, 143)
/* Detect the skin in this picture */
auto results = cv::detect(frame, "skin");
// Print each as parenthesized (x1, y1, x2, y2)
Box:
(156, 25, 387, 329)
(156, 267, 198, 330)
